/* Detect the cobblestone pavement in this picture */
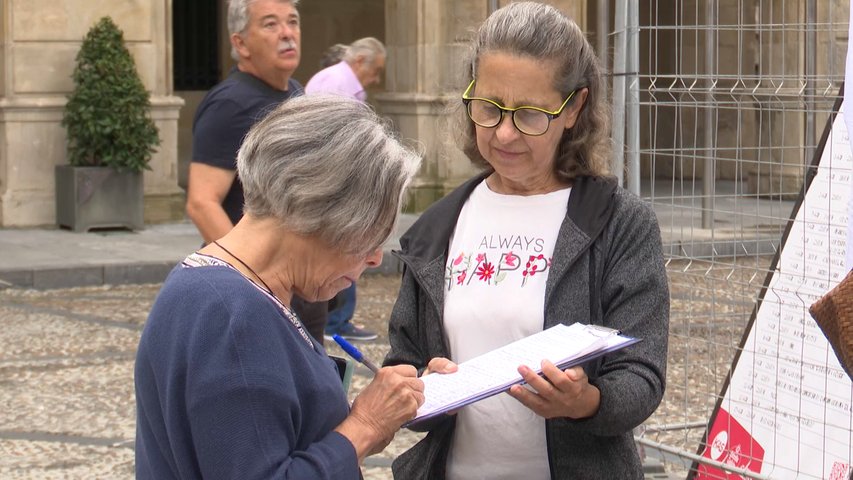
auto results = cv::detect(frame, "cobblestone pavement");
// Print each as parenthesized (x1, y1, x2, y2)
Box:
(1, 259, 771, 479)
(0, 274, 415, 480)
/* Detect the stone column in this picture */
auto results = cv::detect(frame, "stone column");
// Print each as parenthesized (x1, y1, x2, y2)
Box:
(0, 0, 184, 227)
(378, 0, 585, 212)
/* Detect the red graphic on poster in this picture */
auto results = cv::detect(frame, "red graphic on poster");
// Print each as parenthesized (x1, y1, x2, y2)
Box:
(830, 461, 850, 480)
(696, 408, 765, 479)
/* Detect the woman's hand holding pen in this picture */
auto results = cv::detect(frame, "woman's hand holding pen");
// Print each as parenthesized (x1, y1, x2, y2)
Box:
(507, 360, 601, 420)
(335, 365, 425, 460)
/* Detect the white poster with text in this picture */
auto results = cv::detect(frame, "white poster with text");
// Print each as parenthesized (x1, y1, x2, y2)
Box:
(695, 101, 852, 479)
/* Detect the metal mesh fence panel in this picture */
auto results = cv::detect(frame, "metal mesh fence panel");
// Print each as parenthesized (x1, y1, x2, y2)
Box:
(610, 1, 852, 478)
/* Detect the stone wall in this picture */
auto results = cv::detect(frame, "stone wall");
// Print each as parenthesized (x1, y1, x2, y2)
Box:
(0, 0, 184, 227)
(11, 0, 834, 224)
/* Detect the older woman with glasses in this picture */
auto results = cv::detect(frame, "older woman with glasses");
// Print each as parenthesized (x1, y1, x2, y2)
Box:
(135, 95, 424, 479)
(384, 3, 669, 479)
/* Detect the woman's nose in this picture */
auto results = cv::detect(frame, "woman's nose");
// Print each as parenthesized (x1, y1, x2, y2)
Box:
(365, 248, 383, 268)
(494, 112, 521, 142)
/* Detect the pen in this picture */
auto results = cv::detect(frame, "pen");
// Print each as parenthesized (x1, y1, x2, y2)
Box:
(332, 334, 380, 374)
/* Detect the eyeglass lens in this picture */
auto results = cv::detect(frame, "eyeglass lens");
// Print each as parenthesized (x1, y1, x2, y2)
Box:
(467, 99, 551, 135)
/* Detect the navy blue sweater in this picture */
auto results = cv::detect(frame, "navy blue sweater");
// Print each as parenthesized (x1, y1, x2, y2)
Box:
(135, 265, 359, 479)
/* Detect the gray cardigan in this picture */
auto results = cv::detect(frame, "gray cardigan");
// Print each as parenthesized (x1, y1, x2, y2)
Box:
(384, 174, 669, 480)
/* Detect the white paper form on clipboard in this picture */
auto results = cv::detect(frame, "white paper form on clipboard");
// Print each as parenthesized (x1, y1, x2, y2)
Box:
(405, 322, 640, 427)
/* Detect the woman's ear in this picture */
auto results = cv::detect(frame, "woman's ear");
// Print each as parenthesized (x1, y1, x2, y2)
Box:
(563, 87, 589, 130)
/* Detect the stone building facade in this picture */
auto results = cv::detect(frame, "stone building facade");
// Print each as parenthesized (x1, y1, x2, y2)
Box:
(0, 0, 845, 227)
(0, 0, 184, 227)
(0, 0, 584, 228)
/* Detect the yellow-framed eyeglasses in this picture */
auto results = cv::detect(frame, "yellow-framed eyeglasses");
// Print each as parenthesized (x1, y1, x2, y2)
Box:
(461, 78, 578, 136)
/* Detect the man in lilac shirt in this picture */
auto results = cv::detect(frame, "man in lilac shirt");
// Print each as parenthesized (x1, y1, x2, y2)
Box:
(306, 37, 385, 103)
(305, 37, 386, 341)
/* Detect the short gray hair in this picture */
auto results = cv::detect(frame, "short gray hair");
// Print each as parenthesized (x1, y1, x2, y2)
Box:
(343, 37, 386, 66)
(228, 0, 300, 61)
(454, 2, 610, 181)
(319, 43, 348, 68)
(237, 94, 422, 255)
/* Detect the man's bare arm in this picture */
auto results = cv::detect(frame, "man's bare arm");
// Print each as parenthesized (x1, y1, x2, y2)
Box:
(186, 162, 238, 244)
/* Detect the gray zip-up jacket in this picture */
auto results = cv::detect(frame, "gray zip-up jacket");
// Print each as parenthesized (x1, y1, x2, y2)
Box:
(384, 174, 669, 480)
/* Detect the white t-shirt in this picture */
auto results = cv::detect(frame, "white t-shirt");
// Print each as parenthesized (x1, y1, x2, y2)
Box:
(444, 180, 571, 480)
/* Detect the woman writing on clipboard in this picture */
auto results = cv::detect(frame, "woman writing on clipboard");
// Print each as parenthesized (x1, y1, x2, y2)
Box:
(384, 3, 670, 479)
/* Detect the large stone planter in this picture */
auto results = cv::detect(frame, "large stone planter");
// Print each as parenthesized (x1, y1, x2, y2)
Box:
(55, 165, 144, 232)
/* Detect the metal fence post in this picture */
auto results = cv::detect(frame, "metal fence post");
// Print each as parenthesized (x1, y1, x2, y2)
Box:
(626, 0, 641, 196)
(597, 0, 609, 73)
(611, 0, 627, 186)
(487, 0, 498, 15)
(804, 0, 816, 173)
(702, 0, 717, 229)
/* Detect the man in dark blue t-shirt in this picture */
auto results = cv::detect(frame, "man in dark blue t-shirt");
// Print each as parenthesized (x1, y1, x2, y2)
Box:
(186, 0, 327, 341)
(190, 72, 301, 227)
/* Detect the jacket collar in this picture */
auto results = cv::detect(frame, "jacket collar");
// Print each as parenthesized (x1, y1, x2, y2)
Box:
(544, 175, 618, 310)
(397, 172, 489, 269)
(565, 175, 619, 240)
(395, 174, 619, 312)
(393, 172, 619, 354)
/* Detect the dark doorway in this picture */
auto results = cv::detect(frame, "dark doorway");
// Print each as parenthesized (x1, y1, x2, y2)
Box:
(173, 0, 220, 91)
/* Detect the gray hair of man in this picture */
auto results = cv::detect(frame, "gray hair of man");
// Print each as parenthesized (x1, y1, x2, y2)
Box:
(453, 1, 610, 181)
(343, 37, 386, 66)
(227, 0, 300, 61)
(237, 94, 422, 256)
(319, 43, 348, 68)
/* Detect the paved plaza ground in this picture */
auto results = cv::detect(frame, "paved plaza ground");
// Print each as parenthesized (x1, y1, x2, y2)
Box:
(0, 182, 787, 478)
(0, 274, 418, 479)
(1, 259, 769, 479)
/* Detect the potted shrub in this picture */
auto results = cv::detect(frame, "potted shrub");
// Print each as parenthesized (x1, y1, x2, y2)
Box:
(56, 16, 160, 232)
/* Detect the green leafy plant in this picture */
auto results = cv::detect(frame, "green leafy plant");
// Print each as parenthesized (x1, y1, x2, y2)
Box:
(62, 16, 159, 173)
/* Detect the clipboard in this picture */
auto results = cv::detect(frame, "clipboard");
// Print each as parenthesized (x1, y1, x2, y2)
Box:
(330, 355, 355, 393)
(404, 323, 640, 428)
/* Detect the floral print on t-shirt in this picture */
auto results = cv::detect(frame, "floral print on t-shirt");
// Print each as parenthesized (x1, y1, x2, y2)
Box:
(445, 241, 553, 290)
